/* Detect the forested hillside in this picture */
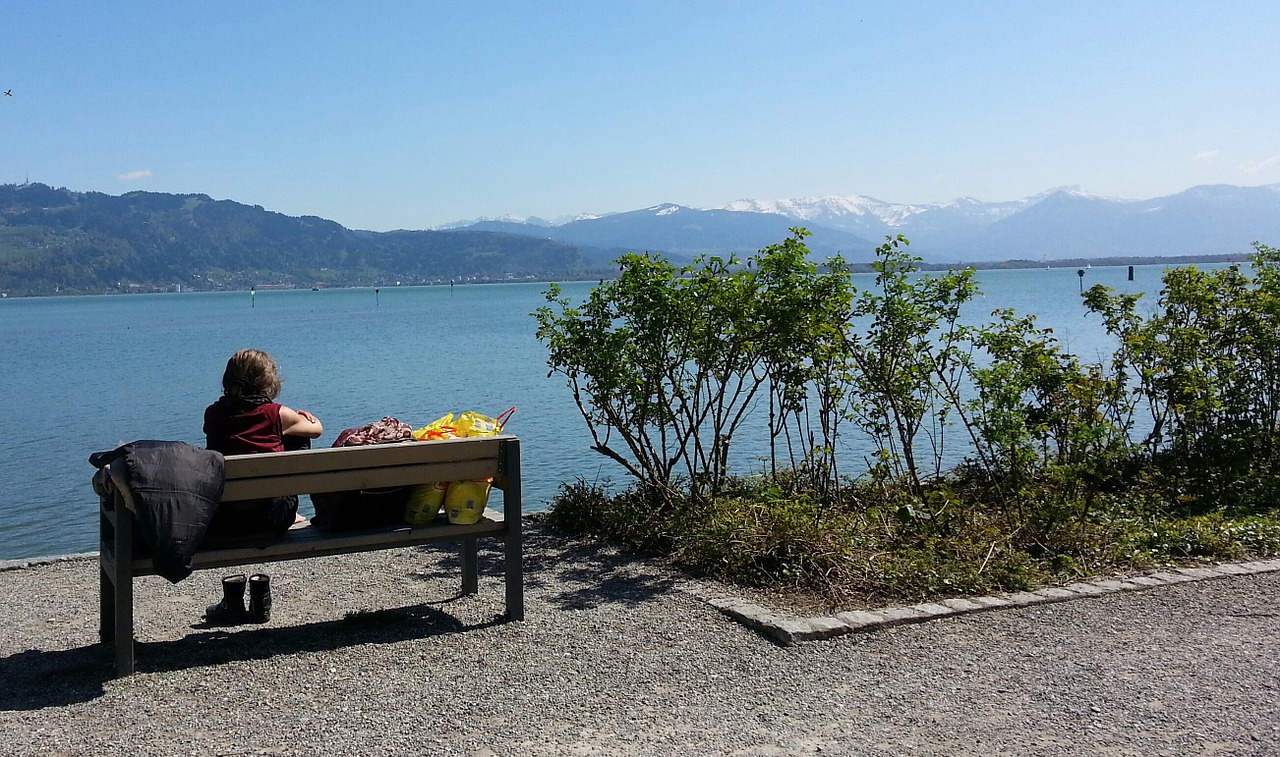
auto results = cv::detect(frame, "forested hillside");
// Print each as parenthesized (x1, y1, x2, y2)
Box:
(0, 184, 594, 296)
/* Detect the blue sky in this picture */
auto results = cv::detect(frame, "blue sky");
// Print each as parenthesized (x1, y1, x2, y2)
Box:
(3, 1, 1278, 230)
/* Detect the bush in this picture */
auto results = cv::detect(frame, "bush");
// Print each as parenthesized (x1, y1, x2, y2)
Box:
(539, 237, 1280, 607)
(545, 479, 676, 555)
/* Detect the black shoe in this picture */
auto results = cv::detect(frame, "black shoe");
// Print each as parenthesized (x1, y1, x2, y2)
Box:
(205, 574, 248, 625)
(248, 573, 272, 624)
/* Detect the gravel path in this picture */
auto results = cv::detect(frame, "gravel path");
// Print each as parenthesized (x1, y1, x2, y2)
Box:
(1, 523, 1277, 756)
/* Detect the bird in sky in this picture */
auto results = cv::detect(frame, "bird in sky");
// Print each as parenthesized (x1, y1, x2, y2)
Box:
(2, 90, 11, 96)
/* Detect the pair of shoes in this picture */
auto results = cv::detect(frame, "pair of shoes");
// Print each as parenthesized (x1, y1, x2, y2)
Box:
(204, 573, 271, 625)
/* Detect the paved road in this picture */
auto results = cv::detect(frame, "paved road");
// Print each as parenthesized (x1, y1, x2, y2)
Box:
(1, 526, 1277, 756)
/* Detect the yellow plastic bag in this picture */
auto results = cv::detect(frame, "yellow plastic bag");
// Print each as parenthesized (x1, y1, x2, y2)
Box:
(454, 407, 516, 438)
(403, 480, 449, 526)
(412, 413, 456, 441)
(444, 479, 491, 524)
(455, 412, 499, 438)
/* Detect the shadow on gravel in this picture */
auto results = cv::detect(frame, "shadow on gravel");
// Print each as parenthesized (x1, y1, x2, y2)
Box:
(154, 601, 509, 674)
(0, 645, 111, 710)
(513, 522, 678, 611)
(0, 603, 506, 710)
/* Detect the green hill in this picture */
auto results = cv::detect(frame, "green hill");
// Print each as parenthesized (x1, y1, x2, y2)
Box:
(0, 184, 595, 296)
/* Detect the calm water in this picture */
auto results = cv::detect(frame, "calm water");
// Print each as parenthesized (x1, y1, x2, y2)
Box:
(0, 265, 1170, 559)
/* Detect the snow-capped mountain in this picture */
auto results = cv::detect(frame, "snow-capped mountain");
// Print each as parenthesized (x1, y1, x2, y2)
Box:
(714, 191, 1102, 236)
(546, 203, 872, 260)
(442, 184, 1280, 263)
(720, 195, 931, 230)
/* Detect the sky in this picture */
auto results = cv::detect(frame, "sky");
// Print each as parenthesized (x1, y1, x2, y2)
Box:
(3, 1, 1278, 231)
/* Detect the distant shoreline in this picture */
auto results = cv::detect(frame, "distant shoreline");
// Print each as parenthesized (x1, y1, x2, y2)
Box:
(914, 252, 1251, 272)
(0, 253, 1253, 300)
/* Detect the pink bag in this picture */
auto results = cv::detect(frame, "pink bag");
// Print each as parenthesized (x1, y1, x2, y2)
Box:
(331, 417, 413, 447)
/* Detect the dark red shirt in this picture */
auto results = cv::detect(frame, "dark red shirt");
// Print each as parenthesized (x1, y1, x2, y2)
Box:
(204, 400, 284, 454)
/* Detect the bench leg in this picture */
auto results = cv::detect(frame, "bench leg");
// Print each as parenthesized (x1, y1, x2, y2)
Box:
(461, 537, 478, 595)
(114, 579, 135, 677)
(501, 440, 524, 621)
(504, 517, 524, 621)
(99, 506, 116, 643)
(112, 505, 136, 677)
(99, 564, 115, 643)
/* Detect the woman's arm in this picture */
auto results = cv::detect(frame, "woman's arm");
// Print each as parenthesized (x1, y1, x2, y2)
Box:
(280, 406, 324, 438)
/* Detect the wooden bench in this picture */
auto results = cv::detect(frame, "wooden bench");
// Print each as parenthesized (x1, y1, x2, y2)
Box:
(98, 435, 523, 677)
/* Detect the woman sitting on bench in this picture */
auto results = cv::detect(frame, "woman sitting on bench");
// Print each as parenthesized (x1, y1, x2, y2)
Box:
(202, 348, 324, 541)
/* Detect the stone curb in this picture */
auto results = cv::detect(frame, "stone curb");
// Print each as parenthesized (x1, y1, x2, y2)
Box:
(684, 558, 1280, 646)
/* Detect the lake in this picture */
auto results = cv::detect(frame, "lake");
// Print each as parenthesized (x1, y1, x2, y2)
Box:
(0, 264, 1169, 559)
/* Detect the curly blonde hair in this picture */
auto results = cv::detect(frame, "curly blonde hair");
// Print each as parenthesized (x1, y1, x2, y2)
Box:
(221, 348, 282, 402)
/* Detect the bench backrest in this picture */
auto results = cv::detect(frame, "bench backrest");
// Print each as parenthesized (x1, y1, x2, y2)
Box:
(221, 435, 517, 501)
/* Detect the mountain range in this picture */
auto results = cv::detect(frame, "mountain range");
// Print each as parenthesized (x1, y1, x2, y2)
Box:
(2, 182, 1276, 297)
(0, 183, 593, 296)
(448, 183, 1280, 263)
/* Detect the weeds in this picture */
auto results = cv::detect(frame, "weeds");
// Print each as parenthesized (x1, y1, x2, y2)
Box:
(547, 475, 1280, 609)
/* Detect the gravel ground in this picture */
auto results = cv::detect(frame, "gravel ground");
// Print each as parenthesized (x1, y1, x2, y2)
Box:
(1, 522, 1277, 757)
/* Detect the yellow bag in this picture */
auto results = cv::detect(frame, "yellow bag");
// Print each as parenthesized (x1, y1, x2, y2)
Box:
(403, 480, 449, 526)
(454, 412, 499, 438)
(454, 407, 516, 438)
(444, 479, 491, 524)
(412, 413, 456, 441)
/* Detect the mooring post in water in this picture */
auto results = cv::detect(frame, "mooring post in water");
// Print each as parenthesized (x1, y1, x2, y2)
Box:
(1077, 269, 1085, 293)
(250, 287, 255, 308)
(1129, 265, 1134, 281)
(375, 287, 380, 306)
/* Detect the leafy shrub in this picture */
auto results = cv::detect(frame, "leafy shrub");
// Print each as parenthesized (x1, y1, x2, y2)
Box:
(539, 237, 1280, 606)
(545, 479, 675, 555)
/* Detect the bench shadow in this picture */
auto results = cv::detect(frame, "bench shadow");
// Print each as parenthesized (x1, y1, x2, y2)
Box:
(0, 645, 112, 711)
(504, 524, 679, 611)
(402, 521, 680, 613)
(0, 602, 507, 712)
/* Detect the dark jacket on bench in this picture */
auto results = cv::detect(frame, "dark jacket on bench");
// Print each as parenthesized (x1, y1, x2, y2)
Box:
(91, 441, 225, 583)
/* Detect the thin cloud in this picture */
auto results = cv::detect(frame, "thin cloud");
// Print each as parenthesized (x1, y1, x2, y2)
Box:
(1242, 154, 1280, 176)
(1193, 150, 1219, 164)
(118, 170, 153, 181)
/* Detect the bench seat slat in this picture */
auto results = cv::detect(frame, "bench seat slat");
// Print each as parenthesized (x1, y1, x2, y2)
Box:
(222, 459, 500, 500)
(224, 436, 507, 478)
(126, 512, 506, 576)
